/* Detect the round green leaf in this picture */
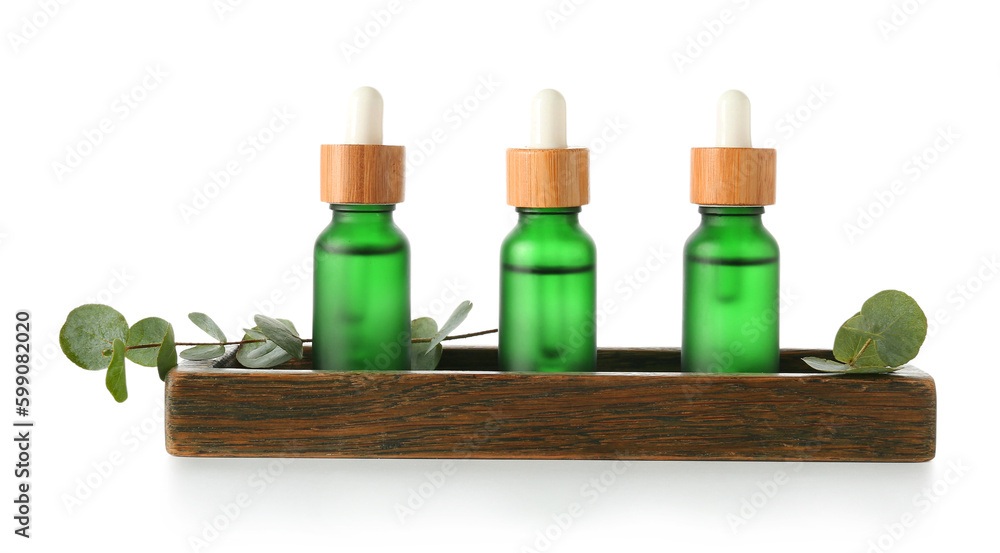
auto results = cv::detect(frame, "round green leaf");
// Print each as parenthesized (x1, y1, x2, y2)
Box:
(125, 317, 170, 367)
(833, 290, 927, 369)
(833, 314, 883, 367)
(411, 317, 438, 341)
(60, 304, 129, 370)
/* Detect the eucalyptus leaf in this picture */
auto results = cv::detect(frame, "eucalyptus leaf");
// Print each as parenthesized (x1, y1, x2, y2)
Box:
(188, 312, 226, 343)
(833, 290, 927, 369)
(60, 304, 129, 370)
(179, 344, 226, 361)
(427, 301, 472, 350)
(236, 333, 293, 368)
(276, 319, 299, 336)
(157, 324, 177, 380)
(410, 318, 440, 369)
(838, 365, 904, 374)
(125, 317, 170, 367)
(802, 356, 902, 374)
(105, 339, 128, 403)
(413, 343, 443, 371)
(243, 328, 267, 340)
(411, 317, 438, 340)
(254, 315, 303, 359)
(833, 314, 884, 368)
(802, 357, 850, 372)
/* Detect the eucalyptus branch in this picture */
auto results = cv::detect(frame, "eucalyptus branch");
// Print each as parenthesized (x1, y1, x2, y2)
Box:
(61, 300, 489, 402)
(126, 327, 499, 350)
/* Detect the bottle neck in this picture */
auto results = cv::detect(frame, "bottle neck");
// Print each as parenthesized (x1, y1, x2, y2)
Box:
(516, 207, 581, 226)
(331, 204, 395, 225)
(698, 206, 765, 228)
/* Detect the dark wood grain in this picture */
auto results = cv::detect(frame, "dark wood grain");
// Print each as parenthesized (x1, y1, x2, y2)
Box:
(165, 347, 936, 462)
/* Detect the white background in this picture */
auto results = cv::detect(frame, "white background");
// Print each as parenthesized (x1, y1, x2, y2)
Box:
(2, 0, 998, 551)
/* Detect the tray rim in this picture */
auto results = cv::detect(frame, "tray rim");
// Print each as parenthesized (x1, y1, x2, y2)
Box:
(170, 345, 932, 381)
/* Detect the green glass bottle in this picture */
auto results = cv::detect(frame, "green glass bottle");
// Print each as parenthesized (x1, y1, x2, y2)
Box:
(682, 207, 778, 372)
(682, 90, 779, 373)
(499, 89, 596, 372)
(500, 207, 596, 372)
(314, 204, 410, 371)
(313, 86, 410, 371)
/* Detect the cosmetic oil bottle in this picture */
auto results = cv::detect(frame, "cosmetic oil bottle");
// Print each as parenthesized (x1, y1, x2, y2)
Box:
(682, 90, 779, 373)
(499, 89, 596, 372)
(314, 87, 410, 371)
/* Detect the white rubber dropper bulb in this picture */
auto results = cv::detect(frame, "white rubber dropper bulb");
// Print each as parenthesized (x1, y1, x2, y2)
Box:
(529, 89, 568, 149)
(715, 89, 752, 147)
(345, 86, 384, 145)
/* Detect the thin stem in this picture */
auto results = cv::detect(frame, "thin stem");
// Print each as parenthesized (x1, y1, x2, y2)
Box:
(412, 328, 498, 343)
(126, 339, 271, 351)
(123, 329, 499, 351)
(849, 338, 873, 365)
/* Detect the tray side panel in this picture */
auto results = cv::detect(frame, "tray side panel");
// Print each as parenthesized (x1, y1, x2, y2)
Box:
(165, 367, 935, 462)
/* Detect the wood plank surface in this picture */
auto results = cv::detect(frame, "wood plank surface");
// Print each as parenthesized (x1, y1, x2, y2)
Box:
(165, 347, 936, 461)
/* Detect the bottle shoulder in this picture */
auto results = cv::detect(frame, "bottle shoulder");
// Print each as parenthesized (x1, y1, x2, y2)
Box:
(315, 219, 409, 254)
(501, 221, 596, 268)
(684, 221, 779, 261)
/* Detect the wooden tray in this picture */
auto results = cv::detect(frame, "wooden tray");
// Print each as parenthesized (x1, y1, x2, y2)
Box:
(164, 347, 935, 462)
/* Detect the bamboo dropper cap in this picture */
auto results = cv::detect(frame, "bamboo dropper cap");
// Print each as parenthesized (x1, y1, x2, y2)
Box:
(690, 90, 776, 206)
(320, 87, 405, 204)
(507, 89, 589, 208)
